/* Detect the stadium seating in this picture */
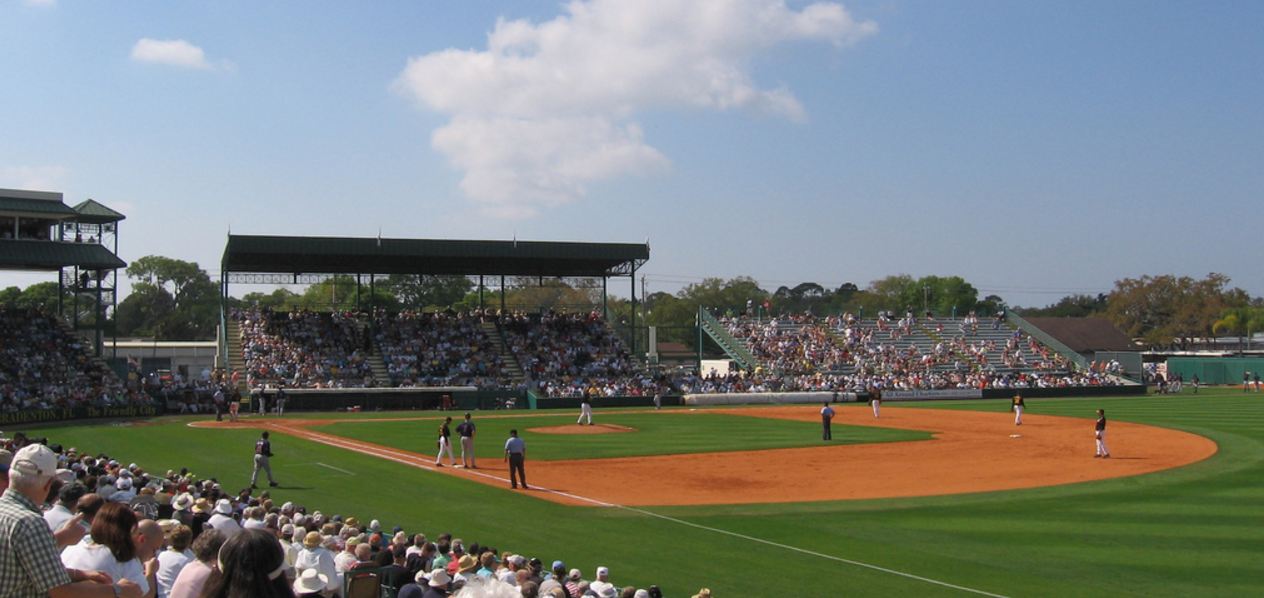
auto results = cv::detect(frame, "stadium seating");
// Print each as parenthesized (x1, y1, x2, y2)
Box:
(372, 310, 512, 388)
(235, 308, 376, 389)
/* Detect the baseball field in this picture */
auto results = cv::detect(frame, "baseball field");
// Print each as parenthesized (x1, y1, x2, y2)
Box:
(24, 389, 1264, 596)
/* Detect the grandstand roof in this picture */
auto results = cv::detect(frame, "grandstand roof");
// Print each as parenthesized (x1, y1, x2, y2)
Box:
(1025, 317, 1134, 352)
(0, 188, 78, 219)
(221, 234, 649, 277)
(72, 199, 127, 224)
(0, 239, 128, 271)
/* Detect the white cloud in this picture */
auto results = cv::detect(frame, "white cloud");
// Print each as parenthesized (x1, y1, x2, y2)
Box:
(0, 165, 70, 191)
(130, 38, 222, 70)
(394, 0, 876, 218)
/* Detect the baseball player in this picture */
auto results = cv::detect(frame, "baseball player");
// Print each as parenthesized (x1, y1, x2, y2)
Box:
(870, 391, 881, 419)
(456, 412, 477, 469)
(1094, 409, 1110, 458)
(435, 416, 455, 467)
(1012, 393, 1025, 426)
(578, 394, 594, 426)
(820, 402, 835, 441)
(251, 431, 278, 488)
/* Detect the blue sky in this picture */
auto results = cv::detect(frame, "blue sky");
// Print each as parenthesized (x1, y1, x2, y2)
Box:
(2, 0, 1261, 307)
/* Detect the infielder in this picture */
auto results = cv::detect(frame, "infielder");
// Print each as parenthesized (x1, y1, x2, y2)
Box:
(870, 391, 881, 419)
(1094, 409, 1110, 458)
(578, 395, 593, 426)
(456, 412, 477, 469)
(1012, 393, 1025, 426)
(251, 431, 278, 488)
(435, 416, 455, 467)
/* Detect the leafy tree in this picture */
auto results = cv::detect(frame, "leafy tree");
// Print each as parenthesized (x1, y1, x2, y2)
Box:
(295, 275, 399, 312)
(1018, 294, 1108, 318)
(236, 288, 301, 311)
(382, 275, 473, 310)
(117, 256, 219, 339)
(1106, 273, 1250, 346)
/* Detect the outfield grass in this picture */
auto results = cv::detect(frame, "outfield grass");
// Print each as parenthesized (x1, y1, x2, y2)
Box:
(312, 411, 928, 460)
(22, 390, 1264, 596)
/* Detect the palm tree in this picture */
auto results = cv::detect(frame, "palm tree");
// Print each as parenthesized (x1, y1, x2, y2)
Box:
(1213, 308, 1264, 351)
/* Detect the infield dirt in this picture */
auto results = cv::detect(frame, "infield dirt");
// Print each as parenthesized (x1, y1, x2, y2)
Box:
(197, 406, 1216, 507)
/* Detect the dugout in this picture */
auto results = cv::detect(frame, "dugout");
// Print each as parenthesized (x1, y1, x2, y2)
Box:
(1165, 357, 1264, 385)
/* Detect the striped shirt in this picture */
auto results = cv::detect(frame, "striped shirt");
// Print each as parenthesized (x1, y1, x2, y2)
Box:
(0, 488, 73, 598)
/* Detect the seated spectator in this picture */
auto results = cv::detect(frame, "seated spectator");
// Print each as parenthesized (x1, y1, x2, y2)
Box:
(60, 502, 152, 596)
(198, 528, 294, 598)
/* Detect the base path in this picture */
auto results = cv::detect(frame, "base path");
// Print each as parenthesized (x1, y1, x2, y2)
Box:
(195, 406, 1217, 507)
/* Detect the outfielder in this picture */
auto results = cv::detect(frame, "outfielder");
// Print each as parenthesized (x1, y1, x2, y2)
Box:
(578, 395, 593, 426)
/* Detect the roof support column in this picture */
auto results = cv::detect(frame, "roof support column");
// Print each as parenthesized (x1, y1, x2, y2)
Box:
(630, 264, 637, 356)
(500, 275, 506, 312)
(602, 277, 608, 320)
(479, 275, 485, 309)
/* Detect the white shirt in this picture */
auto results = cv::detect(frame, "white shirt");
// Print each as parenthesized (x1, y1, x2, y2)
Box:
(156, 549, 195, 598)
(61, 540, 151, 595)
(206, 513, 243, 539)
(43, 503, 75, 532)
(294, 547, 341, 593)
(242, 518, 267, 530)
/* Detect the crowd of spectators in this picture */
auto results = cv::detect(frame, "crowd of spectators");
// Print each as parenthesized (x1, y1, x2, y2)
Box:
(498, 310, 667, 398)
(235, 308, 375, 389)
(0, 307, 150, 413)
(1, 431, 682, 598)
(374, 310, 512, 389)
(715, 313, 1119, 391)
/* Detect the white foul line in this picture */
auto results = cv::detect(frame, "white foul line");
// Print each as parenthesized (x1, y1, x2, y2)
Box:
(314, 462, 355, 475)
(269, 424, 1009, 597)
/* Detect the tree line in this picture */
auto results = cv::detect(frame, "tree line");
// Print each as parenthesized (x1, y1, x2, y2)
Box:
(2, 255, 1260, 349)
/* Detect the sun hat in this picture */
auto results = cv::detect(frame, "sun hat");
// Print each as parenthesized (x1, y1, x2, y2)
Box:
(428, 569, 452, 587)
(458, 554, 478, 573)
(172, 493, 194, 511)
(191, 498, 212, 514)
(414, 570, 430, 583)
(293, 568, 329, 594)
(590, 581, 617, 598)
(303, 531, 323, 548)
(214, 499, 233, 515)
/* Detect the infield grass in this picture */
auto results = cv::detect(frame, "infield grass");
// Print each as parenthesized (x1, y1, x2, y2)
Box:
(311, 410, 928, 460)
(21, 389, 1264, 596)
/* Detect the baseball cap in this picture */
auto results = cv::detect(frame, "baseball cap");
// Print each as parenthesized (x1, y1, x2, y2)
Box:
(12, 444, 59, 478)
(596, 566, 609, 578)
(551, 560, 565, 571)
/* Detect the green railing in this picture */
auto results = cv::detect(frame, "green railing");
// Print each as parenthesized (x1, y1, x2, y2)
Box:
(1005, 311, 1090, 370)
(699, 307, 757, 370)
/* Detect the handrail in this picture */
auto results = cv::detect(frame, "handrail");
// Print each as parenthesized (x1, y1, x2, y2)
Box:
(1005, 311, 1090, 370)
(218, 306, 229, 371)
(698, 307, 757, 370)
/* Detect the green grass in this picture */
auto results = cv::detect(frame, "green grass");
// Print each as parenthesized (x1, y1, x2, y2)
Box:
(311, 411, 928, 460)
(22, 390, 1264, 596)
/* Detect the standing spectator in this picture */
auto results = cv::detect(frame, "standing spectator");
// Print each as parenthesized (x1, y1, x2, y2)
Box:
(456, 413, 477, 469)
(251, 431, 279, 489)
(199, 528, 295, 598)
(504, 429, 528, 490)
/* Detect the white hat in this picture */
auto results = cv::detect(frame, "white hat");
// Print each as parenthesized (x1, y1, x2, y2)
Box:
(172, 493, 194, 511)
(596, 566, 609, 579)
(116, 477, 133, 490)
(214, 498, 233, 515)
(12, 444, 59, 478)
(428, 569, 452, 587)
(292, 568, 329, 594)
(54, 469, 76, 484)
(590, 581, 617, 598)
(369, 519, 381, 532)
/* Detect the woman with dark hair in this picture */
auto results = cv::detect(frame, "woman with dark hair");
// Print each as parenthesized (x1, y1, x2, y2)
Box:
(199, 528, 294, 598)
(61, 501, 153, 596)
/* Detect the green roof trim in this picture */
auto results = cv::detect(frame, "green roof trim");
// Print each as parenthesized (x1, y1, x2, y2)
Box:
(0, 240, 127, 271)
(222, 234, 649, 277)
(72, 199, 127, 224)
(0, 195, 78, 218)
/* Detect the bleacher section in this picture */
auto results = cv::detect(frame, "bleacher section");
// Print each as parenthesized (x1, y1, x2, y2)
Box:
(234, 308, 376, 389)
(372, 310, 511, 388)
(0, 308, 143, 411)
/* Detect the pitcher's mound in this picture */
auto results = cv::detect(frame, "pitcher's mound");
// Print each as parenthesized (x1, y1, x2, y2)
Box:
(529, 423, 636, 435)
